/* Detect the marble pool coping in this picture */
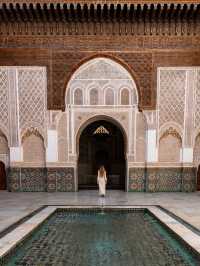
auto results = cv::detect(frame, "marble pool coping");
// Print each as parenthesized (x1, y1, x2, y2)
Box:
(0, 205, 200, 260)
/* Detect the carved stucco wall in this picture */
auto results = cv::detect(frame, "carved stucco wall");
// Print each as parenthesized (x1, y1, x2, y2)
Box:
(0, 66, 47, 151)
(194, 70, 200, 132)
(158, 69, 186, 129)
(0, 69, 9, 139)
(135, 112, 146, 162)
(23, 133, 45, 167)
(65, 58, 138, 164)
(66, 57, 138, 106)
(1, 63, 200, 170)
(157, 67, 200, 163)
(0, 131, 9, 167)
(57, 112, 68, 162)
(18, 67, 47, 142)
(194, 134, 200, 167)
(159, 132, 182, 162)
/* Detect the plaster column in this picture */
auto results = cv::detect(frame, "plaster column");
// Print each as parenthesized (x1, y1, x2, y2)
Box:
(146, 129, 157, 162)
(182, 69, 195, 163)
(182, 148, 193, 163)
(8, 68, 23, 164)
(46, 130, 58, 162)
(10, 147, 23, 162)
(144, 111, 158, 163)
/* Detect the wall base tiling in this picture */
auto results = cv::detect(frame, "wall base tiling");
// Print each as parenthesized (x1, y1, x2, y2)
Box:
(21, 168, 46, 192)
(8, 167, 75, 192)
(47, 168, 75, 192)
(8, 167, 196, 192)
(147, 168, 182, 192)
(182, 167, 197, 192)
(8, 168, 21, 192)
(129, 168, 146, 192)
(129, 167, 197, 192)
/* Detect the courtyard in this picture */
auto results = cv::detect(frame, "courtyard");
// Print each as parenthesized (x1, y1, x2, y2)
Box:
(0, 191, 200, 234)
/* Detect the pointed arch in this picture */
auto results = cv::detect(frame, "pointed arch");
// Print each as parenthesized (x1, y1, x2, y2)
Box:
(22, 127, 45, 166)
(159, 125, 182, 163)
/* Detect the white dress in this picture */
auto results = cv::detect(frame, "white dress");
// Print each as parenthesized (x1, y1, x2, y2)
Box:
(97, 170, 107, 196)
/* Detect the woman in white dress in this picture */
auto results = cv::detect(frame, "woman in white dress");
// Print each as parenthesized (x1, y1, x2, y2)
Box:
(97, 166, 107, 197)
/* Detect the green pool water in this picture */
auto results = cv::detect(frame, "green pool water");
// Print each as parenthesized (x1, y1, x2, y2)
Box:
(2, 209, 200, 266)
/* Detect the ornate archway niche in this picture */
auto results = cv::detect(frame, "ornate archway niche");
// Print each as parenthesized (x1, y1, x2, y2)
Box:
(65, 57, 139, 190)
(77, 117, 127, 190)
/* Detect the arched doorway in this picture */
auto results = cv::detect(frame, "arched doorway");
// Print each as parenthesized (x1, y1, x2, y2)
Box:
(0, 161, 6, 190)
(78, 120, 126, 190)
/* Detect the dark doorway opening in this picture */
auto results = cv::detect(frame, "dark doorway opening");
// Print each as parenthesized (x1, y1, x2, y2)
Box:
(78, 120, 126, 190)
(0, 161, 7, 190)
(197, 165, 200, 191)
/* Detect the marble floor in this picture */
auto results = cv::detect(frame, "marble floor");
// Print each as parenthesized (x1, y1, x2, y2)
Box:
(0, 190, 200, 235)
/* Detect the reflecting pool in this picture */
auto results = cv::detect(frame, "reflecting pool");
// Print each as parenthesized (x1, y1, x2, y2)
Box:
(3, 209, 200, 266)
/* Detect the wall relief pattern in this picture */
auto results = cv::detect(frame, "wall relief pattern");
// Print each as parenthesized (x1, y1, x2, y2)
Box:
(66, 57, 138, 107)
(158, 69, 186, 128)
(66, 57, 138, 162)
(0, 69, 9, 137)
(18, 67, 47, 141)
(2, 62, 200, 192)
(194, 70, 200, 131)
(194, 134, 200, 167)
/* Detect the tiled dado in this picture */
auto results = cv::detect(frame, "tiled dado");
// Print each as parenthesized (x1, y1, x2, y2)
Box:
(8, 168, 75, 192)
(129, 167, 197, 192)
(46, 168, 75, 192)
(8, 167, 196, 192)
(128, 168, 146, 192)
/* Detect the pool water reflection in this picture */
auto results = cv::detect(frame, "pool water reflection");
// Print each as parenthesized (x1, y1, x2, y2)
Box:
(4, 209, 199, 266)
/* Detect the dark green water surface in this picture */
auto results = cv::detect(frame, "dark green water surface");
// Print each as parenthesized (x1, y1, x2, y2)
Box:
(3, 209, 200, 266)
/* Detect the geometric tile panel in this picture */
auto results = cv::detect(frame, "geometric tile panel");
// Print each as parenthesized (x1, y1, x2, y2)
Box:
(8, 168, 21, 192)
(0, 69, 9, 136)
(21, 168, 46, 192)
(147, 168, 182, 192)
(9, 167, 196, 192)
(182, 167, 196, 192)
(128, 167, 196, 192)
(18, 68, 46, 138)
(129, 168, 145, 192)
(56, 168, 74, 192)
(9, 167, 75, 192)
(46, 168, 57, 192)
(47, 168, 75, 192)
(159, 69, 186, 128)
